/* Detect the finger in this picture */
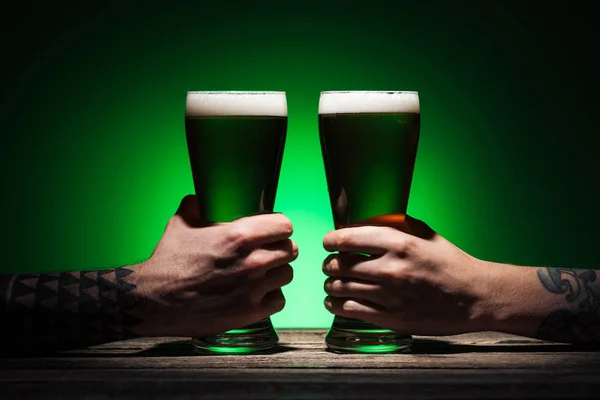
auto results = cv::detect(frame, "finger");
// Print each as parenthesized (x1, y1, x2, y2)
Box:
(347, 214, 436, 240)
(174, 194, 206, 227)
(322, 253, 384, 282)
(324, 296, 382, 321)
(248, 264, 293, 303)
(222, 213, 294, 250)
(243, 239, 298, 273)
(323, 226, 407, 255)
(261, 289, 286, 316)
(262, 264, 294, 293)
(324, 278, 387, 308)
(323, 225, 422, 256)
(403, 215, 436, 240)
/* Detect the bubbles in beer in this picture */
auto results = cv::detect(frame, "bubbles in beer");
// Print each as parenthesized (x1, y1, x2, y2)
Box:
(186, 91, 287, 117)
(318, 91, 420, 115)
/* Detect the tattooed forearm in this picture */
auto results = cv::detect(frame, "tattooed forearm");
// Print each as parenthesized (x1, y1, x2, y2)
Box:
(535, 268, 600, 343)
(0, 268, 142, 355)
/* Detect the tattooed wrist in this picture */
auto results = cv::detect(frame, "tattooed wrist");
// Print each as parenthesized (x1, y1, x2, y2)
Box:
(535, 267, 600, 343)
(1, 266, 143, 354)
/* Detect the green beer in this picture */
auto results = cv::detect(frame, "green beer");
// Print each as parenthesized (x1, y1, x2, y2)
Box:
(185, 91, 287, 354)
(319, 91, 421, 353)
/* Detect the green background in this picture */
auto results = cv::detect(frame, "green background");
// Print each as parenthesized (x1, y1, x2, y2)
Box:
(2, 0, 597, 328)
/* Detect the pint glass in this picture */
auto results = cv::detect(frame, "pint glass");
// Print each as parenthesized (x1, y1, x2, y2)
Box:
(185, 91, 288, 354)
(318, 91, 420, 353)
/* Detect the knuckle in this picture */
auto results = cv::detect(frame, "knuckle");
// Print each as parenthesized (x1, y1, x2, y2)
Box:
(324, 257, 339, 276)
(244, 250, 270, 269)
(275, 214, 293, 236)
(228, 225, 250, 248)
(291, 240, 299, 259)
(394, 235, 417, 255)
(323, 278, 335, 293)
(389, 264, 412, 285)
(335, 230, 352, 247)
(323, 253, 337, 267)
(331, 279, 345, 293)
(274, 295, 286, 312)
(342, 300, 356, 313)
(403, 236, 418, 252)
(322, 231, 336, 248)
(265, 291, 286, 314)
(271, 265, 294, 288)
(379, 263, 401, 281)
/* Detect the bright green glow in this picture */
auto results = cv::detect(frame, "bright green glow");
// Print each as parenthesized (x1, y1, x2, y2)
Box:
(201, 346, 260, 355)
(224, 329, 256, 335)
(2, 3, 596, 331)
(339, 329, 395, 334)
(342, 345, 405, 354)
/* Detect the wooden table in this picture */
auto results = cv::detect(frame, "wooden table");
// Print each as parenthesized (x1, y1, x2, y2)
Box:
(1, 329, 599, 399)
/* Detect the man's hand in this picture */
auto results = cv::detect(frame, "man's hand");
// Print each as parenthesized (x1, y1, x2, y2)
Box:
(322, 216, 496, 336)
(131, 195, 297, 338)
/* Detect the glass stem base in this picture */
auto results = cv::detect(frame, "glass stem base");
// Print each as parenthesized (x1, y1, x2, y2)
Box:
(192, 317, 278, 355)
(325, 316, 412, 354)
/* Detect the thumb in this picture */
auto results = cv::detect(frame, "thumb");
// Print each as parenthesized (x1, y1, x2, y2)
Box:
(403, 215, 436, 240)
(175, 194, 207, 227)
(357, 214, 436, 240)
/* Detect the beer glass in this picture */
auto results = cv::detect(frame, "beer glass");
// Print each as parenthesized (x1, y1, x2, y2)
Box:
(318, 91, 420, 353)
(185, 91, 288, 354)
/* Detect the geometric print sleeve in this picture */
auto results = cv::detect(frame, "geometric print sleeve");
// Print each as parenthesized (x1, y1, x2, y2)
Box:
(0, 267, 142, 355)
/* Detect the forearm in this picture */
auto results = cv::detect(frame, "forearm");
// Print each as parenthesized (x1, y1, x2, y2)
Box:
(479, 262, 600, 344)
(0, 266, 145, 355)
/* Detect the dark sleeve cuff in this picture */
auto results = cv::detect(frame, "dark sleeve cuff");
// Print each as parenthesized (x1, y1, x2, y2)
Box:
(0, 275, 15, 312)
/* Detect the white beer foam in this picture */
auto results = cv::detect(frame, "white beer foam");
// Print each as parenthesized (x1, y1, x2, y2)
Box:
(319, 91, 420, 114)
(186, 92, 287, 117)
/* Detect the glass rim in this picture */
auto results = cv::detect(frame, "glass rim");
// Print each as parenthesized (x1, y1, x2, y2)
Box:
(187, 91, 286, 95)
(320, 90, 418, 95)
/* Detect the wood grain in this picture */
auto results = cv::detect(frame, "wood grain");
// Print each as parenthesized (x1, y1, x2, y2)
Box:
(1, 330, 599, 399)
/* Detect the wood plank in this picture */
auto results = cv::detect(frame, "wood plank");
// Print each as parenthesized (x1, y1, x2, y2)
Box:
(3, 352, 599, 370)
(56, 330, 585, 351)
(2, 330, 598, 371)
(1, 330, 599, 399)
(1, 369, 599, 399)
